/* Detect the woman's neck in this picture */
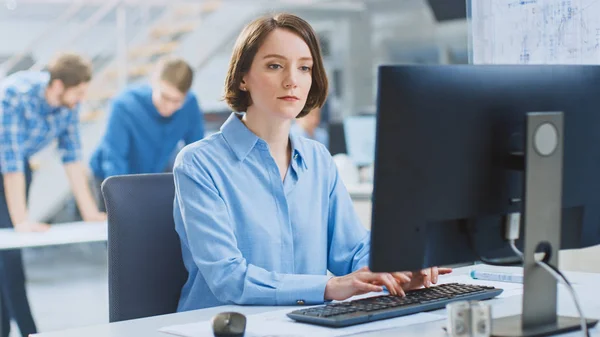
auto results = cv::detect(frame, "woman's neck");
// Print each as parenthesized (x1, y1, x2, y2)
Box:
(242, 108, 291, 157)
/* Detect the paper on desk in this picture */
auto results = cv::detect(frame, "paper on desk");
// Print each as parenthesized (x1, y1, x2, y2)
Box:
(437, 274, 523, 299)
(159, 308, 445, 337)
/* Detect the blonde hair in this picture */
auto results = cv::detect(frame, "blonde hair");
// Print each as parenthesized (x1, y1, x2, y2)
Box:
(155, 56, 194, 93)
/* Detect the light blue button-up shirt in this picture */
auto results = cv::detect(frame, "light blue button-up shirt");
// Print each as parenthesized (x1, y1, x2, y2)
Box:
(173, 112, 370, 311)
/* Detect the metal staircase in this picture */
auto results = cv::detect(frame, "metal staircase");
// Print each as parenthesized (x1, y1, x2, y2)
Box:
(82, 0, 222, 123)
(25, 0, 224, 223)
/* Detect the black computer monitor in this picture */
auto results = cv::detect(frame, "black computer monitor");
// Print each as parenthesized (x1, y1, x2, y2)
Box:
(369, 65, 600, 336)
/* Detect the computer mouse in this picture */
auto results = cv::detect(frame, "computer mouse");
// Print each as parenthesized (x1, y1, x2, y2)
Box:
(211, 311, 246, 337)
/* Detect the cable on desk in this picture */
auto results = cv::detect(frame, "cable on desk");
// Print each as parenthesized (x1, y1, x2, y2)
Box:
(509, 240, 589, 337)
(535, 260, 589, 337)
(508, 239, 523, 260)
(466, 220, 524, 267)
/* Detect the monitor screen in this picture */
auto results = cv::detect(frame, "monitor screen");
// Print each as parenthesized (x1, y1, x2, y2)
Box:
(343, 115, 376, 167)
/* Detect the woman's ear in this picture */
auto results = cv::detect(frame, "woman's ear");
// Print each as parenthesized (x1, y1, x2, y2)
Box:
(239, 76, 248, 92)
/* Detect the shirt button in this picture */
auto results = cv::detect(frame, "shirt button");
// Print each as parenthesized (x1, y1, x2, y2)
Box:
(296, 300, 305, 305)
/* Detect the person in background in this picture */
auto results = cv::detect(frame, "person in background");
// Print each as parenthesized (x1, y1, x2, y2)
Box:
(0, 52, 106, 337)
(172, 13, 451, 312)
(89, 56, 204, 211)
(290, 104, 329, 147)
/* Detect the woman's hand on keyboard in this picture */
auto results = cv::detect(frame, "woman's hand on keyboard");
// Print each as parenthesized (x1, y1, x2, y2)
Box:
(395, 267, 453, 290)
(324, 266, 411, 301)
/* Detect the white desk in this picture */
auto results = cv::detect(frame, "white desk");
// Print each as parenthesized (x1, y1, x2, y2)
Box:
(346, 183, 373, 201)
(0, 221, 107, 250)
(30, 265, 600, 337)
(0, 221, 107, 335)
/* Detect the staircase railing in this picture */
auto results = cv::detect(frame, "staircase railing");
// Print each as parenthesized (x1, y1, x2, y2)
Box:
(0, 1, 85, 79)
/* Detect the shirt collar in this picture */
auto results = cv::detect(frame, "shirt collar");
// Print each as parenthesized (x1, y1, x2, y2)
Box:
(221, 112, 308, 170)
(221, 112, 261, 162)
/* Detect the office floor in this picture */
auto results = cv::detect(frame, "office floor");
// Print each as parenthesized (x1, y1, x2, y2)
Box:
(9, 243, 109, 337)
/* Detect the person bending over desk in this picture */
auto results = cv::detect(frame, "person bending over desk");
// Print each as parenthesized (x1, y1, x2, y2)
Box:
(172, 13, 451, 311)
(89, 57, 204, 211)
(0, 53, 106, 337)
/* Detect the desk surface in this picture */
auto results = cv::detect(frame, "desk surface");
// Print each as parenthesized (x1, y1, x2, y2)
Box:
(31, 265, 600, 337)
(346, 183, 373, 200)
(0, 221, 107, 250)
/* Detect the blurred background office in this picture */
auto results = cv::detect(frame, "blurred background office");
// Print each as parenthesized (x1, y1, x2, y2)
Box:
(1, 0, 596, 336)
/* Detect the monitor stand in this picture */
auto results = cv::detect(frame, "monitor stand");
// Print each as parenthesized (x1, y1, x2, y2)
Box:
(492, 112, 598, 337)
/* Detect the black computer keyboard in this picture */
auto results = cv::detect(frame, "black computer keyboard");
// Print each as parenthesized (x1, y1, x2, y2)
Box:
(287, 283, 503, 327)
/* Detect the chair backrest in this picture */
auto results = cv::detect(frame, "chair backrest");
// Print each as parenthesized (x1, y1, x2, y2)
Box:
(102, 173, 188, 322)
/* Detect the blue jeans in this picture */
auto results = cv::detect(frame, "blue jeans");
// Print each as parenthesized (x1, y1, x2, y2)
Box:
(0, 164, 37, 337)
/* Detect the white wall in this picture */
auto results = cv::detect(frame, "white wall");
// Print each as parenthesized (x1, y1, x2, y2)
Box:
(191, 49, 231, 112)
(0, 20, 150, 65)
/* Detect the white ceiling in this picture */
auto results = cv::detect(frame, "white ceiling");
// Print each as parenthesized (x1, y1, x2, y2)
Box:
(0, 0, 434, 23)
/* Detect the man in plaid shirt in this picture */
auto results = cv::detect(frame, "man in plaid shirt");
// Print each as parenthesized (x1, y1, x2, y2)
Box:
(0, 53, 106, 337)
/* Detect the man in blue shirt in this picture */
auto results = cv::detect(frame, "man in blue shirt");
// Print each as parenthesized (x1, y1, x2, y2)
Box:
(0, 53, 106, 337)
(89, 57, 204, 210)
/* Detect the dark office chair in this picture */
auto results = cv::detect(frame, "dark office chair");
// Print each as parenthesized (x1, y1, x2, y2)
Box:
(101, 173, 188, 322)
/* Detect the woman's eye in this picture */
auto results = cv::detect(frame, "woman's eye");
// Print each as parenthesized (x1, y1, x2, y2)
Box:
(268, 64, 282, 69)
(300, 66, 312, 72)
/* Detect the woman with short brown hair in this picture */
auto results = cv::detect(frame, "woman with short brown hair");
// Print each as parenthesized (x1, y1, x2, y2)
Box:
(173, 13, 450, 311)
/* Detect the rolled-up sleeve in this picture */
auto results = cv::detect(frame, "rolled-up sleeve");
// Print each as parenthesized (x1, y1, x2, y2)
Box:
(0, 88, 26, 173)
(174, 161, 331, 306)
(57, 108, 82, 164)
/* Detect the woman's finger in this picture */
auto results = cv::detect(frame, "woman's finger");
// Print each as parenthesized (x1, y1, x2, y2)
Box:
(421, 269, 432, 288)
(431, 267, 439, 284)
(364, 272, 398, 296)
(392, 272, 412, 284)
(360, 271, 388, 283)
(438, 267, 453, 275)
(388, 273, 406, 297)
(385, 273, 404, 297)
(381, 273, 398, 296)
(354, 279, 383, 294)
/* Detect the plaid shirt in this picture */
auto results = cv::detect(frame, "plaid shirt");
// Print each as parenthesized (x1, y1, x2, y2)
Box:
(0, 71, 82, 174)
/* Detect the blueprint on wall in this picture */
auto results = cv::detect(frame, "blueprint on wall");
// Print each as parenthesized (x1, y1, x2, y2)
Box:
(471, 0, 600, 64)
